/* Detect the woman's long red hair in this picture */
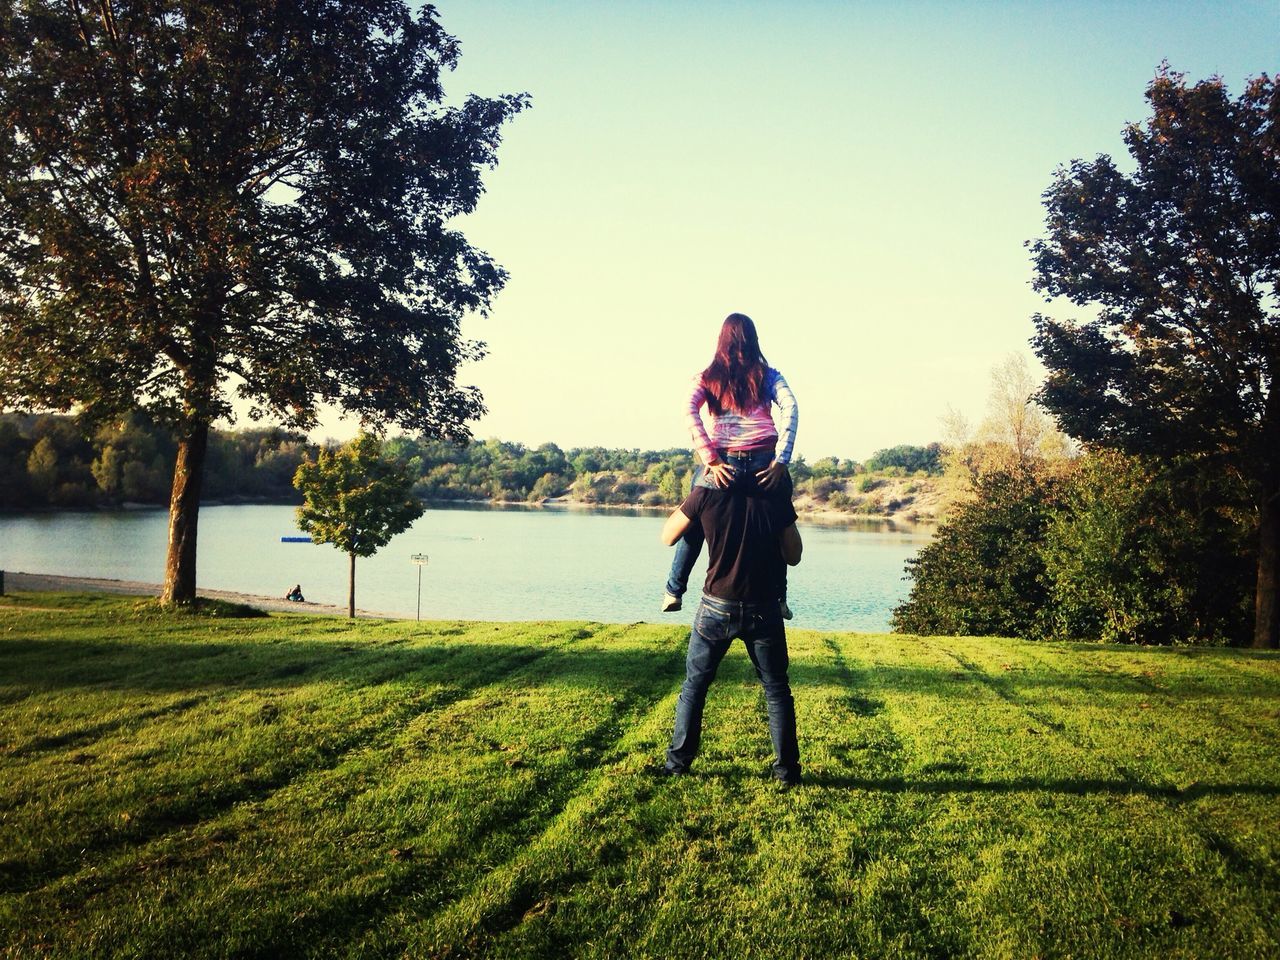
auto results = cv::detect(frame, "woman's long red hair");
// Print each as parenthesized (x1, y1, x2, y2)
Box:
(702, 313, 768, 415)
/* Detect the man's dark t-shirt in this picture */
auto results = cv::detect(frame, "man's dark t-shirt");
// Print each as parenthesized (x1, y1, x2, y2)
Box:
(680, 485, 798, 602)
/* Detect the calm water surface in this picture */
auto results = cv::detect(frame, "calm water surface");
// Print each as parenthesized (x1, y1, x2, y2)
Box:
(0, 504, 933, 632)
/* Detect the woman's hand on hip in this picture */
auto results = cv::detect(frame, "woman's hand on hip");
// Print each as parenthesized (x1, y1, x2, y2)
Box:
(705, 462, 735, 488)
(756, 460, 789, 491)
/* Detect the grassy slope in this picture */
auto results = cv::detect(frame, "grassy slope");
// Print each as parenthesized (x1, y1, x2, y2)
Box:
(1, 594, 1278, 960)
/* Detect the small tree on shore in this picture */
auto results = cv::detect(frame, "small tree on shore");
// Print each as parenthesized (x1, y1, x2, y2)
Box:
(294, 434, 423, 618)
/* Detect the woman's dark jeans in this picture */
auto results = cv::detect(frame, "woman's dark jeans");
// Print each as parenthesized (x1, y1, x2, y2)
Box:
(665, 594, 801, 782)
(665, 449, 790, 600)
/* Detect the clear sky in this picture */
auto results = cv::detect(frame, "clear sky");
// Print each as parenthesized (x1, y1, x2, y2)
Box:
(313, 0, 1277, 461)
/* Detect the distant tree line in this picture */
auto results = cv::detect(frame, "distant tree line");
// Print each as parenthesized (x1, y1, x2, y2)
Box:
(0, 413, 311, 509)
(384, 437, 700, 506)
(864, 444, 943, 474)
(0, 412, 943, 512)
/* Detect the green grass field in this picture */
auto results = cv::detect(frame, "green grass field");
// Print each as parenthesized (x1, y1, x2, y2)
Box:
(2, 592, 1278, 959)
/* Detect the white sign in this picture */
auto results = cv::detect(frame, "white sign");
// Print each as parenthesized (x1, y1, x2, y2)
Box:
(411, 554, 429, 565)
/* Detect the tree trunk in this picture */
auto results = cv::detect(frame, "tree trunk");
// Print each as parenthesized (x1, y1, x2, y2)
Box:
(348, 551, 356, 619)
(161, 421, 210, 605)
(1254, 488, 1280, 649)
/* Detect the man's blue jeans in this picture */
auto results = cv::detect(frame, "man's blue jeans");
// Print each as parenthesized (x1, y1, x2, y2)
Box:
(666, 594, 801, 782)
(665, 450, 789, 600)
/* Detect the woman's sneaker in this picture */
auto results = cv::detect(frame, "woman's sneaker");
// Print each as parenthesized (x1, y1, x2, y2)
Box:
(662, 592, 682, 612)
(780, 599, 794, 620)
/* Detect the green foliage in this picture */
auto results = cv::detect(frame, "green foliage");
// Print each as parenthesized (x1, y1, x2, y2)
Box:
(1040, 453, 1252, 645)
(866, 443, 943, 475)
(528, 472, 564, 503)
(25, 437, 57, 499)
(855, 475, 882, 493)
(801, 455, 860, 480)
(789, 456, 852, 484)
(0, 412, 312, 509)
(204, 429, 313, 501)
(896, 453, 1255, 644)
(22, 419, 96, 507)
(91, 412, 170, 502)
(0, 1, 525, 436)
(567, 470, 643, 506)
(0, 1, 525, 598)
(398, 437, 696, 505)
(658, 468, 685, 505)
(294, 434, 423, 559)
(1030, 69, 1278, 467)
(0, 418, 28, 504)
(893, 470, 1057, 637)
(803, 476, 844, 503)
(1028, 68, 1280, 646)
(679, 468, 694, 500)
(150, 597, 271, 619)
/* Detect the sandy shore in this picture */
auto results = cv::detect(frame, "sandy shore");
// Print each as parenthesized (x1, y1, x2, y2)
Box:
(2, 571, 393, 619)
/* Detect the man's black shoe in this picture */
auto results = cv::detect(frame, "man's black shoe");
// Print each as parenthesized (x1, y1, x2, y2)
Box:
(647, 763, 689, 779)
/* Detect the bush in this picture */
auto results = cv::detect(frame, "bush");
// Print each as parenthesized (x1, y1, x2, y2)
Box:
(609, 480, 647, 504)
(528, 472, 565, 503)
(807, 477, 842, 503)
(893, 452, 1253, 644)
(855, 475, 882, 493)
(892, 470, 1057, 637)
(1039, 452, 1251, 645)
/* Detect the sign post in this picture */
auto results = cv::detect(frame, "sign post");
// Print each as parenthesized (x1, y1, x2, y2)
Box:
(410, 554, 429, 621)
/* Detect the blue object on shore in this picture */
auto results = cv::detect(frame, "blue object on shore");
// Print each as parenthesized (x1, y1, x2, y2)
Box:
(281, 536, 312, 543)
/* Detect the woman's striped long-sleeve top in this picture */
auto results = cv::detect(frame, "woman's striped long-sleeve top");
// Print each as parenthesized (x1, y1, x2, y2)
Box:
(685, 367, 799, 466)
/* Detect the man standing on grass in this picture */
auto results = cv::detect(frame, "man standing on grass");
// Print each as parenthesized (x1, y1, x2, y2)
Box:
(657, 465, 803, 786)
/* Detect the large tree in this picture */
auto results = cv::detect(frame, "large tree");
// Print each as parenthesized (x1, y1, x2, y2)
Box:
(0, 1, 525, 602)
(1029, 67, 1279, 648)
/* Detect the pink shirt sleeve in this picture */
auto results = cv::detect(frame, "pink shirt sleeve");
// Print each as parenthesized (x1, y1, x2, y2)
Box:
(685, 375, 718, 465)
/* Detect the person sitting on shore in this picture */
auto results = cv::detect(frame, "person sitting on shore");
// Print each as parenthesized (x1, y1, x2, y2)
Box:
(285, 584, 305, 602)
(662, 312, 798, 618)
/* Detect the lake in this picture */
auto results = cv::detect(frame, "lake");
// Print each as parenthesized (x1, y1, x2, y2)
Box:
(0, 503, 933, 632)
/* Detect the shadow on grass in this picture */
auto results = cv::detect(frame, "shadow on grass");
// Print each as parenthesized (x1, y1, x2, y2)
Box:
(157, 598, 271, 618)
(7, 632, 1280, 706)
(3, 635, 689, 694)
(5, 632, 1280, 701)
(3, 592, 1279, 704)
(805, 773, 1280, 800)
